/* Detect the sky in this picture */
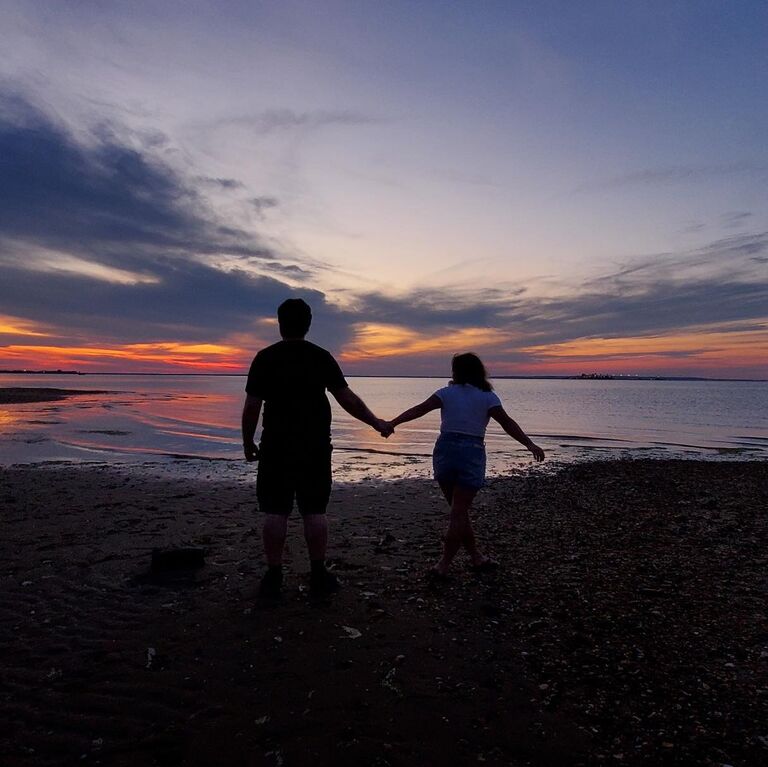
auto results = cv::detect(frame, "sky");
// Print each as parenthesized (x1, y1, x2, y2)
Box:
(1, 0, 767, 378)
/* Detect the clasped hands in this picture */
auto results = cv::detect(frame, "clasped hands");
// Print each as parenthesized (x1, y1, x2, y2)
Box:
(374, 418, 395, 438)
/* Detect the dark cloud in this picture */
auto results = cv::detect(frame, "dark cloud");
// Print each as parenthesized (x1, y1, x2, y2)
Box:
(351, 286, 524, 330)
(250, 196, 279, 215)
(0, 90, 349, 351)
(196, 176, 245, 190)
(0, 259, 348, 345)
(527, 279, 766, 345)
(347, 232, 768, 353)
(261, 261, 312, 280)
(0, 91, 275, 270)
(1, 89, 765, 373)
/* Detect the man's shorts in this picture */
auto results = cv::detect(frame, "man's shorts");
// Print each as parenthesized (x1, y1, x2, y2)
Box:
(432, 432, 486, 491)
(256, 442, 332, 516)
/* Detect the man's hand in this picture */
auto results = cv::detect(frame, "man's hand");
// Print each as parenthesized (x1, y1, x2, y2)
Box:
(375, 418, 394, 438)
(244, 442, 260, 462)
(528, 443, 545, 462)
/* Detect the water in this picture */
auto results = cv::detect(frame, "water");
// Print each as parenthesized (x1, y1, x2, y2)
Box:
(1, 374, 766, 480)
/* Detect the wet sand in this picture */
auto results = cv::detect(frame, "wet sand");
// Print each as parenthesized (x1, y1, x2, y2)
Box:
(0, 388, 110, 405)
(1, 459, 767, 766)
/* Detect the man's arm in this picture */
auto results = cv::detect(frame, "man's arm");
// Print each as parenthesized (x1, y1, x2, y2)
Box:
(241, 394, 263, 461)
(488, 405, 545, 461)
(332, 386, 392, 437)
(390, 395, 441, 428)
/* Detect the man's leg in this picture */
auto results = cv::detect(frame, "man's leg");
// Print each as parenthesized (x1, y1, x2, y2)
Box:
(303, 513, 328, 561)
(302, 512, 338, 594)
(256, 453, 291, 597)
(297, 446, 338, 594)
(263, 514, 288, 565)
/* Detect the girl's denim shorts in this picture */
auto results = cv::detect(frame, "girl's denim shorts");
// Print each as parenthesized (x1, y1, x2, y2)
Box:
(432, 432, 486, 490)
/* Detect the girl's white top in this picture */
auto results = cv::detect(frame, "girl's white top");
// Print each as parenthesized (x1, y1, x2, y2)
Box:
(434, 383, 502, 438)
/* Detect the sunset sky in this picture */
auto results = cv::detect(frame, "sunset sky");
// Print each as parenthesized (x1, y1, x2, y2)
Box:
(1, 1, 767, 378)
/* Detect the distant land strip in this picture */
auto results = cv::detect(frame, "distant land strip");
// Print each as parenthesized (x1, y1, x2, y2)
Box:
(0, 388, 111, 404)
(2, 369, 766, 382)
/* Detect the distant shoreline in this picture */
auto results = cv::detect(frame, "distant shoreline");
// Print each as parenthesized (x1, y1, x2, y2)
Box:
(0, 387, 111, 404)
(1, 370, 765, 383)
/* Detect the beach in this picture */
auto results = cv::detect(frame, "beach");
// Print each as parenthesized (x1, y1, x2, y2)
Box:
(2, 458, 767, 766)
(0, 388, 111, 405)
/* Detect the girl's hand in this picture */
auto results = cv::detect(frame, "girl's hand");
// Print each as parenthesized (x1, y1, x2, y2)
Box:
(528, 443, 545, 462)
(375, 418, 395, 438)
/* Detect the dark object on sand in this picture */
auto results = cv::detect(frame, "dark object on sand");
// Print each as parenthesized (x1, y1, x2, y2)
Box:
(151, 547, 206, 572)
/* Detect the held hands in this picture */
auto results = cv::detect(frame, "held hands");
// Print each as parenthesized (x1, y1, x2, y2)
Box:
(243, 442, 260, 462)
(528, 442, 545, 462)
(374, 418, 395, 438)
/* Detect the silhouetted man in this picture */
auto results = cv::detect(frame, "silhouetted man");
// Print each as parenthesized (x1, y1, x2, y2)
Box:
(242, 298, 391, 597)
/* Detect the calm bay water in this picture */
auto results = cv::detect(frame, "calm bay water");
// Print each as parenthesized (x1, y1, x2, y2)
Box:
(1, 374, 766, 480)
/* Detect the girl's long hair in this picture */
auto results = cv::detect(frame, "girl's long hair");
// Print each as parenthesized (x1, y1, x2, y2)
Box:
(451, 352, 493, 392)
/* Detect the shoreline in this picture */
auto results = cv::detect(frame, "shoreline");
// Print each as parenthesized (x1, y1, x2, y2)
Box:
(0, 387, 112, 404)
(2, 459, 766, 765)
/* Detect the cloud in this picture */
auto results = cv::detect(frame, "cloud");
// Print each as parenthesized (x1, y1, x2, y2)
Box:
(196, 176, 245, 190)
(350, 286, 525, 330)
(1, 88, 765, 375)
(212, 109, 380, 135)
(721, 211, 753, 229)
(260, 261, 312, 280)
(339, 232, 768, 363)
(0, 90, 277, 271)
(250, 196, 279, 216)
(577, 163, 768, 193)
(0, 89, 351, 354)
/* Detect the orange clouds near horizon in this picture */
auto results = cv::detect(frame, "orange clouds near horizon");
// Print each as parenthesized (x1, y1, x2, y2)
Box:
(2, 320, 766, 379)
(514, 323, 768, 377)
(0, 315, 51, 338)
(339, 323, 515, 361)
(0, 342, 247, 372)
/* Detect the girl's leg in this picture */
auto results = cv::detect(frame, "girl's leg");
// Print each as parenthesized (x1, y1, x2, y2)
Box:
(438, 480, 453, 505)
(435, 484, 479, 574)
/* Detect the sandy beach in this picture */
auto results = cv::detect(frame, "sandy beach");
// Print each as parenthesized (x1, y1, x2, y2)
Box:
(1, 459, 766, 766)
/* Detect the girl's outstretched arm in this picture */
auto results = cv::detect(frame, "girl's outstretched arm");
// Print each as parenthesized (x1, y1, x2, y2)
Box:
(488, 405, 545, 461)
(390, 394, 442, 428)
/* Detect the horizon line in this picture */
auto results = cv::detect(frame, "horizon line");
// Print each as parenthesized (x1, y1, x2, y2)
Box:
(1, 370, 765, 383)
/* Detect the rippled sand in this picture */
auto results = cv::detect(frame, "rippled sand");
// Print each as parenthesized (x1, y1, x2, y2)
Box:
(1, 459, 767, 765)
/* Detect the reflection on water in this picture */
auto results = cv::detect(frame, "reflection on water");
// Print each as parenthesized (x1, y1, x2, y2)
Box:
(0, 374, 766, 478)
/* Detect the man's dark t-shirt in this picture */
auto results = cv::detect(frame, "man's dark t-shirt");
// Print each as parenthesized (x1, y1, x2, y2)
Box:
(245, 340, 347, 449)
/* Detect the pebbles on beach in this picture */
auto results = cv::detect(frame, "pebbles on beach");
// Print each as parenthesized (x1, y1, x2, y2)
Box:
(0, 459, 766, 766)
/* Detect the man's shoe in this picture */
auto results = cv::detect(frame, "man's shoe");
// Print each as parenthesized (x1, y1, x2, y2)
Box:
(258, 568, 283, 598)
(309, 568, 340, 595)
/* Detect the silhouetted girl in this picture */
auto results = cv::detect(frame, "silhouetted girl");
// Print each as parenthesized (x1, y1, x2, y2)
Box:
(388, 353, 544, 577)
